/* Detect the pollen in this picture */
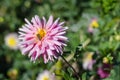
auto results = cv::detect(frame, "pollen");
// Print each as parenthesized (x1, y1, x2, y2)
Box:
(36, 29, 46, 40)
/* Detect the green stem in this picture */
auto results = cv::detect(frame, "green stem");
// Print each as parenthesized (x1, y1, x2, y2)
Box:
(58, 53, 81, 80)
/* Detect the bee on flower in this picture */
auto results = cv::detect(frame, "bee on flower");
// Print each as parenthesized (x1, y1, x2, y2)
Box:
(36, 70, 56, 80)
(5, 33, 19, 50)
(18, 15, 68, 63)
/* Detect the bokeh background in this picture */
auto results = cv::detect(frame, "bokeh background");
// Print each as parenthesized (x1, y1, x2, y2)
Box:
(0, 0, 120, 80)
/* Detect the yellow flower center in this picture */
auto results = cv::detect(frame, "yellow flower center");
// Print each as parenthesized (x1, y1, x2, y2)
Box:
(36, 29, 46, 40)
(91, 20, 99, 28)
(42, 76, 49, 80)
(7, 37, 17, 47)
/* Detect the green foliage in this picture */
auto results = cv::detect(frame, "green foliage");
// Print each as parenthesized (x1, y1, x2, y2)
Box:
(0, 0, 120, 80)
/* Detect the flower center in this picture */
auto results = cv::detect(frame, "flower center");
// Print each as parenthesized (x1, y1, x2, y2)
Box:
(91, 20, 99, 28)
(36, 29, 46, 40)
(8, 37, 17, 47)
(42, 76, 49, 80)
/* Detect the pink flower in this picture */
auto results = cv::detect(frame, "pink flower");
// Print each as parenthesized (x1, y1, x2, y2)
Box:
(18, 15, 68, 63)
(97, 64, 112, 79)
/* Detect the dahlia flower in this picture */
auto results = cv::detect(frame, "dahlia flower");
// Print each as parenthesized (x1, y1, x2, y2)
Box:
(5, 33, 19, 50)
(36, 70, 56, 80)
(18, 15, 68, 63)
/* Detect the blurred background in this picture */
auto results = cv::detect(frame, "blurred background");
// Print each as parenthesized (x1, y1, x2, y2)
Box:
(0, 0, 120, 80)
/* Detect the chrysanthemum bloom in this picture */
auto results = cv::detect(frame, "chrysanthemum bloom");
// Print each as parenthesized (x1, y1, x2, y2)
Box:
(82, 52, 95, 70)
(36, 70, 56, 80)
(97, 63, 112, 79)
(18, 15, 68, 63)
(5, 33, 19, 50)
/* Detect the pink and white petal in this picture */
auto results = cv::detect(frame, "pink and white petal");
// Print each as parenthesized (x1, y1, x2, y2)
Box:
(47, 49, 53, 60)
(61, 42, 67, 46)
(49, 29, 59, 35)
(35, 50, 42, 60)
(28, 47, 36, 57)
(46, 42, 54, 50)
(55, 36, 68, 40)
(22, 26, 32, 32)
(21, 44, 34, 55)
(21, 38, 35, 45)
(19, 27, 31, 33)
(18, 31, 26, 35)
(58, 22, 65, 26)
(47, 49, 53, 56)
(24, 24, 34, 30)
(56, 46, 63, 53)
(31, 51, 37, 60)
(53, 18, 60, 26)
(46, 15, 53, 29)
(31, 17, 39, 28)
(54, 46, 60, 53)
(59, 27, 68, 32)
(53, 40, 62, 46)
(25, 36, 35, 41)
(43, 54, 48, 63)
(48, 18, 60, 30)
(42, 17, 46, 28)
(25, 18, 33, 27)
(19, 43, 28, 48)
(35, 15, 42, 27)
(56, 31, 66, 35)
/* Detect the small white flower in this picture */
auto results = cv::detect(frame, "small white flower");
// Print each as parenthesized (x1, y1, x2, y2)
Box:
(5, 33, 19, 50)
(36, 70, 55, 80)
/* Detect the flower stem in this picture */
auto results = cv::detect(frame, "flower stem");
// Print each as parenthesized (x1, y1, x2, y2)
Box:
(58, 53, 81, 80)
